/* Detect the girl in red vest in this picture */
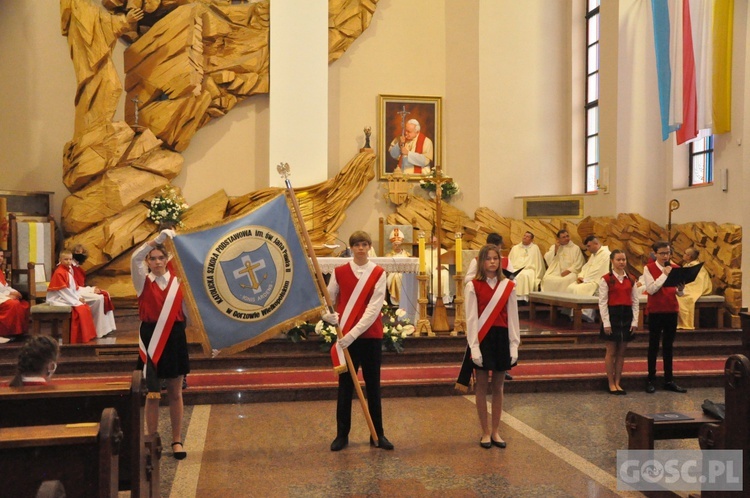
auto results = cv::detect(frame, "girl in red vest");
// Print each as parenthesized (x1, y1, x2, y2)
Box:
(131, 230, 189, 459)
(464, 244, 520, 449)
(598, 250, 639, 395)
(9, 335, 60, 387)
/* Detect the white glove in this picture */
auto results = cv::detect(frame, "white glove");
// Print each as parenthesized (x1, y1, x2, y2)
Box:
(510, 356, 518, 366)
(322, 312, 339, 326)
(155, 229, 176, 244)
(338, 333, 354, 349)
(471, 345, 483, 367)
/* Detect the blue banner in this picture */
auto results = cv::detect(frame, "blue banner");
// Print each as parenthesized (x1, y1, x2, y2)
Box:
(171, 194, 324, 352)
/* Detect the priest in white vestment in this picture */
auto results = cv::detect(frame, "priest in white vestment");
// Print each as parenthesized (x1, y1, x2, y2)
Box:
(677, 248, 712, 330)
(541, 229, 585, 293)
(385, 228, 411, 306)
(565, 236, 611, 321)
(507, 231, 545, 299)
(425, 235, 451, 303)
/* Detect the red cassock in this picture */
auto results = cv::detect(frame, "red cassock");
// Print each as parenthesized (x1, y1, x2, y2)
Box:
(0, 273, 29, 336)
(47, 265, 97, 344)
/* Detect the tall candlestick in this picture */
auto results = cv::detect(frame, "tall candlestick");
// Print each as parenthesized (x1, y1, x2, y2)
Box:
(455, 232, 462, 273)
(418, 231, 426, 274)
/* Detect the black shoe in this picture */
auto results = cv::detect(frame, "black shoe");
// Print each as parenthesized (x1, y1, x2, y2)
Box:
(664, 381, 687, 393)
(370, 435, 394, 450)
(616, 389, 627, 395)
(491, 437, 507, 448)
(609, 388, 619, 395)
(479, 439, 492, 449)
(171, 442, 187, 460)
(330, 436, 348, 452)
(505, 372, 513, 380)
(645, 382, 656, 394)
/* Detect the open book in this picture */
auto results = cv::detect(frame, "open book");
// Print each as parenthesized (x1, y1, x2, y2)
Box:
(662, 262, 704, 287)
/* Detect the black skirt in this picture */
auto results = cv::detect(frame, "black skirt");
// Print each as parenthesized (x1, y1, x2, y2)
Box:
(599, 305, 635, 343)
(136, 321, 190, 379)
(476, 326, 512, 372)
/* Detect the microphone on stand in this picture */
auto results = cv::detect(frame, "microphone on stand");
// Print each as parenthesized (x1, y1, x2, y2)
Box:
(323, 231, 351, 257)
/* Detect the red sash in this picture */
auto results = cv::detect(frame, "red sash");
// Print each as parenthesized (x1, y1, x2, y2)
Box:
(138, 275, 182, 368)
(337, 265, 383, 335)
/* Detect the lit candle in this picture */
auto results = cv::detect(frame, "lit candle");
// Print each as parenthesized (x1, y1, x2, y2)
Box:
(418, 232, 426, 274)
(455, 232, 462, 273)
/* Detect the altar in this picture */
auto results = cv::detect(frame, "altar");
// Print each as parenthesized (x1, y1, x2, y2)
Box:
(316, 257, 420, 322)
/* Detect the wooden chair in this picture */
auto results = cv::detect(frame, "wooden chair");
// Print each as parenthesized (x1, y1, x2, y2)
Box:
(9, 213, 55, 303)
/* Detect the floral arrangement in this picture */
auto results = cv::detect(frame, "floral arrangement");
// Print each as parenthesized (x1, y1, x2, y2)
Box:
(147, 185, 188, 228)
(296, 303, 415, 353)
(380, 303, 415, 353)
(419, 171, 459, 201)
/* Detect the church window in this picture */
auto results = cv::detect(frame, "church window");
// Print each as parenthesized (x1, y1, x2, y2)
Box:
(585, 0, 600, 192)
(689, 135, 713, 186)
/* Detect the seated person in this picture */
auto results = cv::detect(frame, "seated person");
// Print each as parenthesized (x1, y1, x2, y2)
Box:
(9, 335, 60, 386)
(425, 235, 451, 304)
(46, 250, 97, 344)
(541, 229, 585, 292)
(0, 251, 30, 342)
(677, 247, 712, 330)
(565, 235, 611, 321)
(464, 233, 513, 283)
(507, 231, 545, 300)
(71, 245, 116, 337)
(385, 228, 410, 306)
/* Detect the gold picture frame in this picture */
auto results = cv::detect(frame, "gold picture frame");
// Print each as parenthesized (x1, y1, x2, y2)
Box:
(378, 94, 442, 180)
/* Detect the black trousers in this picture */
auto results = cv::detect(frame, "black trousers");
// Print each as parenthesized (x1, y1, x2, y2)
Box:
(336, 338, 384, 438)
(647, 312, 678, 382)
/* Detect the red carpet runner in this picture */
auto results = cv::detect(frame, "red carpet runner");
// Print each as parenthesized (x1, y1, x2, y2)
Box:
(50, 357, 725, 391)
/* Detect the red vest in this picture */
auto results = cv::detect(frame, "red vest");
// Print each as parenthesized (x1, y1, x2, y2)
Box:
(472, 279, 509, 327)
(138, 275, 185, 323)
(645, 261, 679, 313)
(334, 264, 384, 339)
(603, 273, 635, 306)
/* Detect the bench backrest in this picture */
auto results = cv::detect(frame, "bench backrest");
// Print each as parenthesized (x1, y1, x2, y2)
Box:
(0, 370, 144, 493)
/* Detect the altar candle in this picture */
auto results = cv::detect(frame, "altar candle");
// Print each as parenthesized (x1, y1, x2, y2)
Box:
(418, 232, 426, 274)
(455, 233, 462, 273)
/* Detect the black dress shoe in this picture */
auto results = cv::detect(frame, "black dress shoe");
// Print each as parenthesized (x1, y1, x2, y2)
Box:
(479, 439, 492, 449)
(616, 389, 627, 395)
(330, 436, 348, 452)
(645, 382, 656, 394)
(171, 442, 187, 460)
(664, 381, 687, 393)
(370, 435, 394, 450)
(505, 372, 513, 380)
(491, 438, 507, 448)
(608, 388, 619, 395)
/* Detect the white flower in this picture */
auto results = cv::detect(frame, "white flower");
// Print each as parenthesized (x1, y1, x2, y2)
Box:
(324, 335, 332, 343)
(396, 324, 403, 331)
(402, 325, 415, 336)
(401, 331, 407, 338)
(315, 320, 324, 333)
(391, 336, 398, 342)
(390, 317, 396, 324)
(395, 309, 406, 318)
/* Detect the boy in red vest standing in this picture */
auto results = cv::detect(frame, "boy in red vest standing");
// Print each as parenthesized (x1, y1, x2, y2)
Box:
(643, 241, 686, 393)
(324, 231, 394, 452)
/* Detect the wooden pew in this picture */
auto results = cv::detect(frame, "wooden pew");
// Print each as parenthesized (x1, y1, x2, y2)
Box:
(698, 354, 750, 497)
(0, 407, 120, 498)
(0, 370, 160, 498)
(625, 410, 721, 450)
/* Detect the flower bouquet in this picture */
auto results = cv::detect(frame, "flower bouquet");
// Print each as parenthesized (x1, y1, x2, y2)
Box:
(315, 319, 339, 351)
(147, 185, 188, 229)
(381, 303, 415, 353)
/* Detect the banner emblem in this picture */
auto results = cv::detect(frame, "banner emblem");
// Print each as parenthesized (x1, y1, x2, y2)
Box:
(205, 226, 292, 322)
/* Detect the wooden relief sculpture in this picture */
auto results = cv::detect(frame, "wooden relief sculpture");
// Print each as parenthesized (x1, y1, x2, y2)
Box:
(60, 0, 379, 298)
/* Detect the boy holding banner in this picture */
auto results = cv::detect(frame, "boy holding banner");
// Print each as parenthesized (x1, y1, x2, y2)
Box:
(457, 244, 520, 449)
(131, 229, 190, 460)
(324, 231, 394, 452)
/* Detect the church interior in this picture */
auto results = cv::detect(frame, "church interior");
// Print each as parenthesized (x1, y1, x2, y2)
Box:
(1, 0, 750, 496)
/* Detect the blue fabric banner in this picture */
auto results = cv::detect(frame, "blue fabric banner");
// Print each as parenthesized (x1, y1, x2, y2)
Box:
(170, 194, 324, 353)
